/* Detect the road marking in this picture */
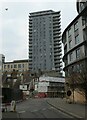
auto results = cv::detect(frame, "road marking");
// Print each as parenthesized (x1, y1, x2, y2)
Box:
(31, 110, 38, 112)
(42, 108, 46, 111)
(32, 108, 47, 112)
(18, 111, 26, 113)
(49, 106, 54, 109)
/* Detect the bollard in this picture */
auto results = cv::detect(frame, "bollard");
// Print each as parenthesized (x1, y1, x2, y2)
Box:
(10, 100, 16, 112)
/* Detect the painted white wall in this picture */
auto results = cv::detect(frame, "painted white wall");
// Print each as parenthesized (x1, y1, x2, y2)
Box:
(38, 86, 48, 92)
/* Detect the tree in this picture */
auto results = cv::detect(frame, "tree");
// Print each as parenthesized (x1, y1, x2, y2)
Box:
(67, 62, 87, 103)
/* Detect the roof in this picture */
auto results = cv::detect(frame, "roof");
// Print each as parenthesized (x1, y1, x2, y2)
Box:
(29, 10, 60, 17)
(39, 76, 65, 83)
(4, 59, 28, 64)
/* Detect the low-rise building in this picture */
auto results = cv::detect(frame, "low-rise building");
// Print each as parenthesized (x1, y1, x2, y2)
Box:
(35, 76, 65, 98)
(3, 59, 29, 72)
(2, 59, 31, 89)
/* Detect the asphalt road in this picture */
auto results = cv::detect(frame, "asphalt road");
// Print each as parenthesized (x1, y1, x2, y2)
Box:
(2, 98, 73, 119)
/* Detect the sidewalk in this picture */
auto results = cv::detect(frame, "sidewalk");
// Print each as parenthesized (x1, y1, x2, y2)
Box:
(46, 98, 86, 119)
(2, 111, 19, 119)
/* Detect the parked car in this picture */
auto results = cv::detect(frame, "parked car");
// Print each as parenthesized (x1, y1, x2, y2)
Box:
(34, 92, 47, 98)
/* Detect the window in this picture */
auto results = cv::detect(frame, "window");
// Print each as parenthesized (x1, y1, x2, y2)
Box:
(76, 64, 80, 72)
(75, 35, 79, 44)
(76, 48, 80, 59)
(8, 65, 10, 68)
(68, 28, 71, 37)
(69, 40, 72, 49)
(82, 16, 86, 26)
(80, 2, 85, 12)
(74, 21, 78, 31)
(83, 29, 87, 41)
(4, 65, 6, 69)
(14, 64, 17, 68)
(11, 65, 13, 68)
(18, 64, 21, 68)
(22, 64, 24, 68)
(69, 52, 73, 61)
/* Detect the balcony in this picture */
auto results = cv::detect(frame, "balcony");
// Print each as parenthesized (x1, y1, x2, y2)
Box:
(54, 42, 61, 46)
(29, 18, 32, 22)
(29, 31, 32, 34)
(54, 48, 62, 53)
(54, 60, 62, 64)
(54, 38, 61, 42)
(55, 63, 62, 67)
(53, 35, 61, 39)
(29, 34, 32, 37)
(53, 26, 61, 31)
(53, 24, 61, 29)
(29, 44, 32, 48)
(53, 31, 61, 36)
(56, 68, 62, 71)
(53, 16, 60, 19)
(29, 41, 32, 45)
(29, 28, 32, 31)
(29, 24, 32, 27)
(29, 21, 32, 25)
(54, 45, 61, 49)
(53, 21, 61, 25)
(29, 53, 32, 56)
(54, 56, 62, 60)
(29, 59, 32, 62)
(54, 52, 62, 56)
(29, 48, 32, 51)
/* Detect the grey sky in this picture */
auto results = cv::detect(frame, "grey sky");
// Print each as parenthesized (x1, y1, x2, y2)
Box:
(0, 0, 78, 62)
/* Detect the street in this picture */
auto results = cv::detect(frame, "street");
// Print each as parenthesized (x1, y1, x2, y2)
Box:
(2, 98, 73, 119)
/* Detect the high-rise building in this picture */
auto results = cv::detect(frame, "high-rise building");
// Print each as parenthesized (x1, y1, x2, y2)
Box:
(29, 10, 62, 74)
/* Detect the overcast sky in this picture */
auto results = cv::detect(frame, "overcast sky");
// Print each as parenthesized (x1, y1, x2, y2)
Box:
(0, 0, 78, 62)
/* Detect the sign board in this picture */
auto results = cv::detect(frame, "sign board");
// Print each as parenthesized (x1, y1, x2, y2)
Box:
(19, 85, 27, 91)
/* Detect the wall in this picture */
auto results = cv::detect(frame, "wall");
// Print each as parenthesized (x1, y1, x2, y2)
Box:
(69, 89, 86, 103)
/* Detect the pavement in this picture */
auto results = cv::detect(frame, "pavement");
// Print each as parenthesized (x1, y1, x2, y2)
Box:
(46, 98, 87, 119)
(2, 111, 19, 119)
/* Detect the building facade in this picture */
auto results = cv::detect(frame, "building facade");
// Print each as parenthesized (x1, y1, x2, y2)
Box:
(62, 0, 87, 103)
(0, 54, 5, 87)
(0, 54, 5, 70)
(35, 76, 65, 98)
(2, 59, 31, 89)
(3, 59, 29, 72)
(29, 10, 62, 74)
